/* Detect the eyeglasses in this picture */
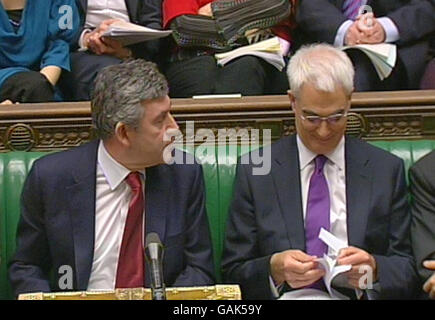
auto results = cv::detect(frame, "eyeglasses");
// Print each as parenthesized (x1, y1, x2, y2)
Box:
(299, 111, 348, 127)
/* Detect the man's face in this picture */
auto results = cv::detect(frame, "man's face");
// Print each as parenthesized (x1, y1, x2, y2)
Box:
(289, 83, 350, 155)
(126, 95, 178, 169)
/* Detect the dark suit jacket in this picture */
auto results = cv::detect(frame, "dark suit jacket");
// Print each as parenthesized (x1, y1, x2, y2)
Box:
(222, 135, 418, 299)
(410, 150, 435, 284)
(293, 0, 435, 88)
(75, 0, 163, 60)
(9, 140, 215, 297)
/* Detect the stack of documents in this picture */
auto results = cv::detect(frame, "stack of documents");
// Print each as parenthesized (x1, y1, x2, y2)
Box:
(102, 20, 172, 46)
(342, 43, 397, 80)
(215, 37, 285, 71)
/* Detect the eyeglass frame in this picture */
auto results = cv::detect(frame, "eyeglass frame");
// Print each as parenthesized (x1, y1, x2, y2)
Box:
(298, 110, 349, 127)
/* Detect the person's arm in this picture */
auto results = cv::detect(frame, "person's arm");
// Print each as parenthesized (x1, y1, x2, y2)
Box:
(8, 161, 52, 298)
(40, 66, 61, 86)
(386, 0, 435, 45)
(296, 0, 348, 44)
(370, 159, 419, 299)
(410, 157, 435, 284)
(40, 0, 80, 74)
(172, 164, 215, 286)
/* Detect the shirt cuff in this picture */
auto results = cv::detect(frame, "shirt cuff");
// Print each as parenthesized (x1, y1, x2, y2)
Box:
(377, 17, 400, 43)
(334, 20, 354, 47)
(269, 276, 284, 298)
(78, 28, 92, 51)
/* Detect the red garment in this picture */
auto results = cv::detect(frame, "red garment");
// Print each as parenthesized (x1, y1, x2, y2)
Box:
(163, 0, 297, 42)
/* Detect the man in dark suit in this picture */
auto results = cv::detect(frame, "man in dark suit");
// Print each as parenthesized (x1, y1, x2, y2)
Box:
(293, 0, 435, 90)
(61, 0, 163, 101)
(410, 150, 435, 299)
(9, 60, 215, 297)
(222, 44, 418, 300)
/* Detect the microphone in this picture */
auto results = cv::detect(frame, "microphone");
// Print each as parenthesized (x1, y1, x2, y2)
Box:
(145, 232, 166, 300)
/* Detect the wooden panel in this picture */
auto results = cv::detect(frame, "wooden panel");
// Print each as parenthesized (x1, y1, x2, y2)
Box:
(1, 90, 435, 152)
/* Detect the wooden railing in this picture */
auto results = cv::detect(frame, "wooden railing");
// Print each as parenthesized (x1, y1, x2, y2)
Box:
(1, 90, 435, 152)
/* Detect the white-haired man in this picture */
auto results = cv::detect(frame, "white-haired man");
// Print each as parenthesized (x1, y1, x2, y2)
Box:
(222, 43, 418, 300)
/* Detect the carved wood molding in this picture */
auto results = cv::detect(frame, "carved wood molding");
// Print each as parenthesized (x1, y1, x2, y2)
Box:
(1, 90, 435, 152)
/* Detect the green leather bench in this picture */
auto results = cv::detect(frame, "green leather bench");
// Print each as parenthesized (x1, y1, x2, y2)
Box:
(1, 140, 435, 300)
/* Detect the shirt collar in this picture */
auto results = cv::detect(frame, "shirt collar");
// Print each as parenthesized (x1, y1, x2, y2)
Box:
(98, 140, 145, 190)
(296, 135, 345, 171)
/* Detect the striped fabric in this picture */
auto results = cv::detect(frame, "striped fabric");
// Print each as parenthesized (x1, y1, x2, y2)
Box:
(342, 0, 362, 20)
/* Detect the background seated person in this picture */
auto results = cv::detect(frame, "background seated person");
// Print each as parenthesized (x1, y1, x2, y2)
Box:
(410, 150, 435, 299)
(293, 0, 435, 91)
(162, 0, 296, 98)
(60, 0, 163, 101)
(0, 0, 79, 104)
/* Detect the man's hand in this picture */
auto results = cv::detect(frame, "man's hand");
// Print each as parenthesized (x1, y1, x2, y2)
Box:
(423, 260, 435, 299)
(345, 21, 364, 45)
(356, 14, 386, 44)
(270, 250, 325, 288)
(337, 246, 378, 289)
(84, 19, 131, 59)
(0, 99, 13, 105)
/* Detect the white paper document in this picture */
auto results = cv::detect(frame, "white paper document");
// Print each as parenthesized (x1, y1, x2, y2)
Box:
(215, 37, 286, 71)
(341, 43, 397, 80)
(102, 20, 172, 46)
(279, 228, 352, 300)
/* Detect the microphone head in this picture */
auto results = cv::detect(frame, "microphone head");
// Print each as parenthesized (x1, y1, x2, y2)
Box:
(146, 232, 162, 248)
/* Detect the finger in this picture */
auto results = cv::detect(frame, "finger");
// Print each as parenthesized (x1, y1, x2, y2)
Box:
(338, 247, 359, 258)
(423, 261, 435, 270)
(423, 274, 435, 293)
(288, 269, 325, 282)
(291, 250, 317, 262)
(290, 261, 318, 275)
(287, 276, 324, 289)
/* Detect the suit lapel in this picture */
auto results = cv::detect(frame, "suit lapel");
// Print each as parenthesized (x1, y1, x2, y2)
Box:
(271, 136, 306, 251)
(65, 140, 99, 290)
(145, 165, 168, 245)
(345, 137, 371, 248)
(79, 0, 87, 12)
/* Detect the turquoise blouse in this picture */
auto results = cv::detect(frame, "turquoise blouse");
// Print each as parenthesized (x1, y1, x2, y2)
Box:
(0, 0, 79, 89)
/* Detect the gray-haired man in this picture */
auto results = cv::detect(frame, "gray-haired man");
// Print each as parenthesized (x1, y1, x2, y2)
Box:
(222, 43, 418, 300)
(9, 60, 215, 297)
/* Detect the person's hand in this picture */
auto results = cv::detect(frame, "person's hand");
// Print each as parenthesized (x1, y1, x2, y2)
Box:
(423, 260, 435, 299)
(270, 250, 325, 288)
(84, 19, 127, 56)
(0, 99, 13, 105)
(337, 246, 378, 289)
(100, 37, 133, 60)
(198, 3, 213, 17)
(356, 14, 386, 44)
(345, 21, 364, 46)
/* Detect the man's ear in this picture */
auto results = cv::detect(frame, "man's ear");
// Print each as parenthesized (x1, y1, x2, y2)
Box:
(287, 90, 296, 110)
(114, 122, 131, 147)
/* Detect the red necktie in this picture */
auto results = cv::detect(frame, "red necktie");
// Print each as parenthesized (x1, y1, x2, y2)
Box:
(115, 172, 145, 288)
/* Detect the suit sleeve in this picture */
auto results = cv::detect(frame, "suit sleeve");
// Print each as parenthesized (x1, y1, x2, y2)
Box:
(8, 162, 52, 298)
(386, 0, 435, 45)
(410, 159, 435, 283)
(372, 159, 419, 299)
(130, 0, 163, 61)
(221, 162, 275, 300)
(172, 164, 215, 286)
(295, 0, 348, 44)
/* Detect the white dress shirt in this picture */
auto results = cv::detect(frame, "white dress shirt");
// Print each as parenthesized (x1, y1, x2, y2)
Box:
(79, 0, 130, 49)
(87, 141, 145, 291)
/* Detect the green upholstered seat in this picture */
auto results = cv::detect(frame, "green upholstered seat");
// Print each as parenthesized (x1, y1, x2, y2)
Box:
(1, 140, 434, 299)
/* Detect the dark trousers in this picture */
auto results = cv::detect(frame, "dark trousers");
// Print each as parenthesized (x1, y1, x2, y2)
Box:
(420, 58, 435, 89)
(60, 51, 122, 101)
(164, 55, 289, 98)
(346, 49, 407, 91)
(0, 71, 55, 103)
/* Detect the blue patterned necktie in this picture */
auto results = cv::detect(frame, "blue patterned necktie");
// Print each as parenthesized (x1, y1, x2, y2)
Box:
(305, 155, 330, 290)
(343, 0, 362, 20)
